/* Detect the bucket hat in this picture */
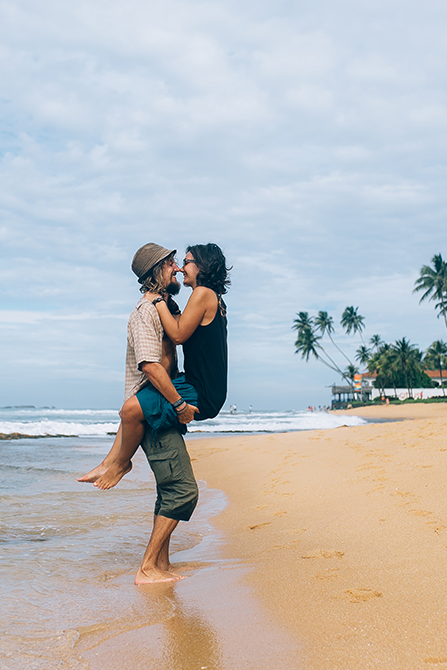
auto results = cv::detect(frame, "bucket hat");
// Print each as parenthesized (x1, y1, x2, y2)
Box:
(132, 243, 176, 283)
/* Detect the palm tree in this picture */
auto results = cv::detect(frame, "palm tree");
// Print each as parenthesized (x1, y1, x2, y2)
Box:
(293, 311, 314, 333)
(293, 313, 353, 387)
(355, 345, 371, 399)
(355, 345, 371, 367)
(314, 310, 352, 364)
(294, 326, 321, 361)
(370, 334, 382, 350)
(424, 340, 447, 396)
(368, 343, 394, 397)
(413, 254, 447, 331)
(391, 338, 421, 398)
(341, 306, 366, 344)
(385, 346, 400, 399)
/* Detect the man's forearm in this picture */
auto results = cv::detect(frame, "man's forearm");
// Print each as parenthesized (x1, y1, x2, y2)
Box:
(140, 362, 181, 404)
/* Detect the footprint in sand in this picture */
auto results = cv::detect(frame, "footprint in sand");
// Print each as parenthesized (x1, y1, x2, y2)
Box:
(315, 569, 339, 581)
(321, 550, 344, 559)
(345, 588, 382, 603)
(356, 463, 380, 471)
(393, 490, 416, 498)
(249, 522, 271, 530)
(301, 550, 344, 559)
(271, 540, 301, 551)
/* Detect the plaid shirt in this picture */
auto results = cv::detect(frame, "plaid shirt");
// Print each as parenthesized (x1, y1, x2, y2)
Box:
(123, 297, 163, 402)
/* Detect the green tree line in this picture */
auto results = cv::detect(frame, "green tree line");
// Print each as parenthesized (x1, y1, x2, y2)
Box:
(294, 309, 447, 398)
(293, 253, 447, 398)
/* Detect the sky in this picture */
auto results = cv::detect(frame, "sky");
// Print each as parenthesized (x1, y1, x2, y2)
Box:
(1, 0, 447, 411)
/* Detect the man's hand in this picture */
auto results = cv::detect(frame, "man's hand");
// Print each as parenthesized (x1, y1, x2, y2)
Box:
(140, 361, 198, 424)
(176, 403, 199, 424)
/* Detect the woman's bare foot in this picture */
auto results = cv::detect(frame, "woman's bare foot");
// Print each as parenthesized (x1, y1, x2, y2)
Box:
(94, 460, 132, 490)
(77, 462, 110, 483)
(135, 567, 186, 585)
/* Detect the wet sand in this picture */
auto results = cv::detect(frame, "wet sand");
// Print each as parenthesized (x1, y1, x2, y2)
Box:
(74, 488, 301, 670)
(186, 402, 447, 669)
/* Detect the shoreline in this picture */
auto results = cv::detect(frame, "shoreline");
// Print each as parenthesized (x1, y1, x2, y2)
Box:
(187, 402, 447, 669)
(331, 400, 447, 420)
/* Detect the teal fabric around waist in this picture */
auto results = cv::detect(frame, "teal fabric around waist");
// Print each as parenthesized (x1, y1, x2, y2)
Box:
(136, 373, 199, 438)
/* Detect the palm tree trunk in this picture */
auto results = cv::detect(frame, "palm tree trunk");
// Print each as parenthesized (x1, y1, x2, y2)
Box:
(441, 295, 447, 332)
(328, 333, 352, 365)
(404, 369, 411, 399)
(318, 348, 354, 389)
(316, 354, 351, 382)
(392, 373, 397, 399)
(440, 364, 445, 396)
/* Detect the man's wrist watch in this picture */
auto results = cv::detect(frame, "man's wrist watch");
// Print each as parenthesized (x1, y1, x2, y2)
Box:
(152, 297, 164, 305)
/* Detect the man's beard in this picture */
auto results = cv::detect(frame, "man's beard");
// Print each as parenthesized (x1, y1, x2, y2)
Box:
(165, 278, 181, 295)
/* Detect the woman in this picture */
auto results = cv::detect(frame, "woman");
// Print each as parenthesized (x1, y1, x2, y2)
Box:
(92, 243, 230, 490)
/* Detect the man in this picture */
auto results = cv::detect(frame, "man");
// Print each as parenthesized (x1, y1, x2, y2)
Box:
(79, 243, 199, 584)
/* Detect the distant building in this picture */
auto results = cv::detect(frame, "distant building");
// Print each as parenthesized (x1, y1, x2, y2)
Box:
(331, 370, 446, 407)
(424, 370, 447, 387)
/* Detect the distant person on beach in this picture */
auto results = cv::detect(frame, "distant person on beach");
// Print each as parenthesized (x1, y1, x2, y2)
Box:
(78, 242, 229, 584)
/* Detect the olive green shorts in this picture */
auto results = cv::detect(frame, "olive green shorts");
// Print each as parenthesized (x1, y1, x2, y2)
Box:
(140, 426, 198, 522)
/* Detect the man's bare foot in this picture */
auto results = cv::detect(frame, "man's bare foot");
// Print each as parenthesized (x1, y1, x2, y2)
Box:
(94, 461, 132, 490)
(77, 462, 110, 483)
(135, 567, 186, 584)
(157, 561, 189, 576)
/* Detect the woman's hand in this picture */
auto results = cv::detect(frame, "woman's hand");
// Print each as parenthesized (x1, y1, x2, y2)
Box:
(154, 287, 216, 345)
(145, 292, 163, 303)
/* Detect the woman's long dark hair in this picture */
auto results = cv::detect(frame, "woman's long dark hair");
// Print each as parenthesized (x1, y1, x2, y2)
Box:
(186, 243, 231, 295)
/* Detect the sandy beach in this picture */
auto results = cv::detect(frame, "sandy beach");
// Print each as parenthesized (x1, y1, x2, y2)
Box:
(5, 405, 447, 669)
(186, 402, 447, 669)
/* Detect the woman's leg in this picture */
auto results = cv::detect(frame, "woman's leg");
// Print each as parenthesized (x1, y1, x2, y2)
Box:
(77, 422, 123, 483)
(92, 378, 199, 490)
(94, 396, 146, 489)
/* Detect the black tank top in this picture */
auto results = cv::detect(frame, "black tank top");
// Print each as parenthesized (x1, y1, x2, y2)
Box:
(183, 297, 228, 420)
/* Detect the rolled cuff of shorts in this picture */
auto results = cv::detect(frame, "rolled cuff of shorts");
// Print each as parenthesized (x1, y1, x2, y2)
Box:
(154, 488, 199, 521)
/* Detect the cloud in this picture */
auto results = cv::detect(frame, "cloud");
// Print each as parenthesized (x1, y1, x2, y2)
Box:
(1, 0, 447, 408)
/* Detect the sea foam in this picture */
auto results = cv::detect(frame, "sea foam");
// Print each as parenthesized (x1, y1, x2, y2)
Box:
(0, 408, 366, 438)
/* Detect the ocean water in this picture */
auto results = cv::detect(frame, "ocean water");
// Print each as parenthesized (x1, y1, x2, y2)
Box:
(0, 406, 365, 668)
(0, 433, 229, 669)
(0, 406, 366, 438)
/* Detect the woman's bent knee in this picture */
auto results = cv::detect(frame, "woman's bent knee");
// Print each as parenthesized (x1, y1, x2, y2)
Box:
(121, 395, 145, 423)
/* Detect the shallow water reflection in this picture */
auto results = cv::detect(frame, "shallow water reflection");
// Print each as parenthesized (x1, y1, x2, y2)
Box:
(160, 589, 222, 670)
